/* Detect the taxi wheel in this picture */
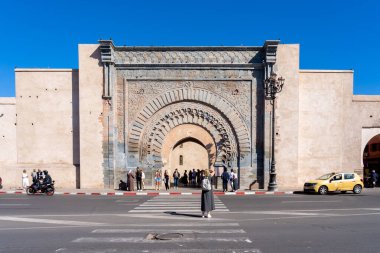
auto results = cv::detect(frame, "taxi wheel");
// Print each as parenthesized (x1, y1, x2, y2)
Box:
(353, 184, 362, 194)
(318, 185, 328, 195)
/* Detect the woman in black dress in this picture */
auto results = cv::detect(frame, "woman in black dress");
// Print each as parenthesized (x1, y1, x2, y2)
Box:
(164, 170, 170, 190)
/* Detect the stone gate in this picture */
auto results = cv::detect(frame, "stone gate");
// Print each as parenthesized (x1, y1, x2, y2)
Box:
(99, 40, 278, 189)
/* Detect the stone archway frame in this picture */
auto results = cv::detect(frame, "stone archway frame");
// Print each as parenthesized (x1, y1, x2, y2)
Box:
(361, 128, 380, 167)
(138, 102, 238, 167)
(128, 87, 251, 158)
(160, 124, 217, 169)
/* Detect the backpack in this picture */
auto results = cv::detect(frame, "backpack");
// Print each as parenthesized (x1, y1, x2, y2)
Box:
(201, 177, 211, 191)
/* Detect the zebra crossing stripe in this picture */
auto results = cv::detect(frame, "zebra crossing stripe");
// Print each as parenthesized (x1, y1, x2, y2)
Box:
(92, 228, 246, 234)
(73, 237, 253, 243)
(57, 249, 261, 253)
(129, 209, 228, 213)
(108, 222, 240, 227)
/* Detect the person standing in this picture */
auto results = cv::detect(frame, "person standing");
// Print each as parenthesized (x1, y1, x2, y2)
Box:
(370, 170, 378, 188)
(37, 169, 43, 180)
(164, 170, 170, 191)
(31, 169, 37, 183)
(136, 168, 142, 191)
(154, 170, 162, 191)
(189, 169, 193, 187)
(22, 169, 29, 190)
(127, 170, 135, 191)
(201, 169, 215, 218)
(173, 168, 180, 189)
(229, 169, 235, 191)
(141, 169, 145, 190)
(221, 167, 230, 192)
(196, 169, 201, 187)
(192, 169, 196, 186)
(232, 169, 238, 191)
(183, 170, 188, 187)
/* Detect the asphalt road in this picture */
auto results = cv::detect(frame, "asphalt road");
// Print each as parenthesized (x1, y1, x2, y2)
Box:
(1, 190, 380, 253)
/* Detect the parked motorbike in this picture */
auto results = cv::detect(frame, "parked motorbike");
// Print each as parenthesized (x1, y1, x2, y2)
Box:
(27, 181, 55, 196)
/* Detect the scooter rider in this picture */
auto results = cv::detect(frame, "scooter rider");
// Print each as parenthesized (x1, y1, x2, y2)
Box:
(42, 170, 52, 186)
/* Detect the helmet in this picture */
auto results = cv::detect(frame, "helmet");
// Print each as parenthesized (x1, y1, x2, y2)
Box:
(43, 170, 48, 175)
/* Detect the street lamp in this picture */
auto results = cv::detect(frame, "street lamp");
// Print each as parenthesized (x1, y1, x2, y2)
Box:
(264, 72, 285, 191)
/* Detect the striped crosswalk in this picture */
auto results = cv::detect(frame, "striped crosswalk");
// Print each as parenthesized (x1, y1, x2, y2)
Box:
(62, 222, 260, 253)
(56, 196, 261, 252)
(128, 195, 229, 214)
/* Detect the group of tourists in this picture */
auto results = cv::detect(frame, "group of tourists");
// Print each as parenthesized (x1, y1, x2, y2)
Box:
(118, 167, 145, 191)
(154, 168, 209, 190)
(221, 167, 239, 192)
(171, 168, 204, 189)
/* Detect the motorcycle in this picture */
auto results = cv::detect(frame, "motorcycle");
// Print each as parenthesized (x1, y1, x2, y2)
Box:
(27, 181, 55, 196)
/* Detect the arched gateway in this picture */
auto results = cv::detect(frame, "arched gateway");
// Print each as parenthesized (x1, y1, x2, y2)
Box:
(99, 40, 279, 189)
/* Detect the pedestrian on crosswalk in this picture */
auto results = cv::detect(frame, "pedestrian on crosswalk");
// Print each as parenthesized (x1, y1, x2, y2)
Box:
(201, 169, 215, 218)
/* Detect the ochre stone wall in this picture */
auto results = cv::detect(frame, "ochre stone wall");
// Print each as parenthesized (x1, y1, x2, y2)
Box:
(1, 69, 78, 188)
(298, 70, 354, 185)
(78, 44, 104, 188)
(0, 98, 16, 163)
(275, 44, 300, 188)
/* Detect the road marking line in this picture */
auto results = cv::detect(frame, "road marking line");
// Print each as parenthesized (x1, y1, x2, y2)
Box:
(239, 212, 380, 222)
(129, 209, 228, 213)
(0, 198, 29, 200)
(140, 202, 224, 206)
(0, 216, 105, 226)
(122, 214, 229, 221)
(0, 204, 31, 206)
(135, 206, 228, 209)
(92, 228, 246, 234)
(56, 249, 262, 253)
(110, 221, 240, 226)
(282, 200, 341, 203)
(73, 237, 253, 243)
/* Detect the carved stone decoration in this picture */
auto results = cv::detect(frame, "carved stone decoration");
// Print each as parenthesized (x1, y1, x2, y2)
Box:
(126, 80, 253, 131)
(114, 49, 260, 65)
(136, 102, 240, 168)
(127, 86, 251, 157)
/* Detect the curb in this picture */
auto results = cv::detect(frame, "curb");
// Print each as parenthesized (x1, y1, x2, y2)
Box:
(0, 190, 295, 196)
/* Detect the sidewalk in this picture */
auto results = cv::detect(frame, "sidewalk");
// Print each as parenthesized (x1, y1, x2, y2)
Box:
(0, 186, 298, 196)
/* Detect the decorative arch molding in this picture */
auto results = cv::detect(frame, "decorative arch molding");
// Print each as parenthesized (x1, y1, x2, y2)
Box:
(128, 87, 251, 156)
(136, 102, 239, 168)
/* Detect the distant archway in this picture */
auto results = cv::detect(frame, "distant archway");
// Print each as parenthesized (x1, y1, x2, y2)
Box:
(363, 134, 380, 183)
(169, 138, 209, 182)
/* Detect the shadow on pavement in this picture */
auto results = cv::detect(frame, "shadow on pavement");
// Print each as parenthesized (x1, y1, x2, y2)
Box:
(164, 211, 202, 218)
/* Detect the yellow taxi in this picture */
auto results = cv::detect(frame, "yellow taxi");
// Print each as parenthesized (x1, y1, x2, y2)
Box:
(304, 172, 364, 195)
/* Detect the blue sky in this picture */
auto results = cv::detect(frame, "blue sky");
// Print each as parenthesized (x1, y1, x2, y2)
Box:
(0, 0, 379, 96)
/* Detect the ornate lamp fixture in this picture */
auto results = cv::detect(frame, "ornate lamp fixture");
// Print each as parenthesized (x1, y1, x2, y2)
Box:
(264, 72, 285, 191)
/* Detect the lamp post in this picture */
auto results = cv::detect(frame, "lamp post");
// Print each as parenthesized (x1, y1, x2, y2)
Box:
(264, 72, 285, 191)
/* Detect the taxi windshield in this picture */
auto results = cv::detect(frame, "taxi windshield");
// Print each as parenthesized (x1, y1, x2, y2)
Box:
(317, 173, 335, 180)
